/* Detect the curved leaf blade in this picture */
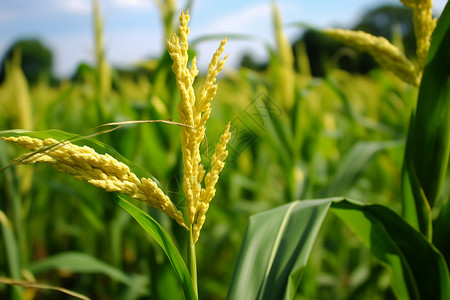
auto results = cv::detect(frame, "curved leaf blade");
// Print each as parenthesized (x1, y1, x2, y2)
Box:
(29, 251, 147, 295)
(402, 2, 450, 235)
(322, 140, 402, 197)
(113, 194, 197, 300)
(227, 199, 333, 300)
(228, 198, 450, 300)
(332, 200, 450, 300)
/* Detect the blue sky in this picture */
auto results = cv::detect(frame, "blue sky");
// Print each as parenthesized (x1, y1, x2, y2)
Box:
(0, 0, 447, 77)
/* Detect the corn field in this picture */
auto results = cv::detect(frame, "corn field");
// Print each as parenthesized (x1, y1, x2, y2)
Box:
(0, 1, 449, 299)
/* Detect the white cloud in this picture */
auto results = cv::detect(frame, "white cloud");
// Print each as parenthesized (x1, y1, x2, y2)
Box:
(189, 2, 304, 71)
(48, 33, 94, 77)
(188, 2, 272, 69)
(200, 2, 271, 35)
(112, 0, 154, 11)
(0, 8, 17, 22)
(48, 27, 163, 77)
(107, 29, 163, 67)
(61, 0, 91, 14)
(0, 0, 92, 20)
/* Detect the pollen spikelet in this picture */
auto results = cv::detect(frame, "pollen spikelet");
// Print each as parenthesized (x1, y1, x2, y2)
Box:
(323, 28, 419, 86)
(193, 123, 231, 243)
(167, 10, 231, 242)
(272, 1, 295, 109)
(2, 136, 187, 229)
(324, 0, 437, 86)
(400, 0, 436, 79)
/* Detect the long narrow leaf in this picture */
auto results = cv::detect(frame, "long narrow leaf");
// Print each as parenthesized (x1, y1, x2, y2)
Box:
(29, 251, 147, 295)
(0, 210, 23, 299)
(227, 199, 333, 300)
(402, 2, 450, 236)
(228, 198, 449, 300)
(113, 194, 197, 300)
(322, 140, 403, 197)
(332, 199, 450, 300)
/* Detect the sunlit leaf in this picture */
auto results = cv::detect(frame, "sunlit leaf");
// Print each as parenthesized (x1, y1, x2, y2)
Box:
(228, 198, 450, 300)
(113, 194, 197, 300)
(402, 2, 450, 236)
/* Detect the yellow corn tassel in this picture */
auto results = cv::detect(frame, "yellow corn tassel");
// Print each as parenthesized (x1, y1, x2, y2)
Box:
(93, 0, 111, 104)
(167, 11, 231, 243)
(193, 123, 231, 242)
(2, 136, 187, 229)
(400, 0, 437, 80)
(323, 28, 419, 86)
(324, 0, 437, 86)
(272, 1, 295, 109)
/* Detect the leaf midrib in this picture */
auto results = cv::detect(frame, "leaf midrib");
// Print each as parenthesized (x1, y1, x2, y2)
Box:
(258, 202, 297, 300)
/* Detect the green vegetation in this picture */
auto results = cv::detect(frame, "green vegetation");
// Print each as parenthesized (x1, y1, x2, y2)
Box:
(0, 1, 448, 299)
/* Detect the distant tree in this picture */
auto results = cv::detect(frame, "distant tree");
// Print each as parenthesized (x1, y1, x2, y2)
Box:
(71, 62, 96, 83)
(0, 39, 54, 85)
(239, 53, 267, 71)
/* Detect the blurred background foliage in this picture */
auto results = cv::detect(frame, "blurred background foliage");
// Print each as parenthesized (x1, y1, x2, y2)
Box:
(0, 1, 446, 300)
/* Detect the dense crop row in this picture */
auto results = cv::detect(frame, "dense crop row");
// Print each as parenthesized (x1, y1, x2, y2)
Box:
(0, 1, 449, 299)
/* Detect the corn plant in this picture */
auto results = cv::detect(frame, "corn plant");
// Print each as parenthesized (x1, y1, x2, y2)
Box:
(1, 10, 231, 300)
(227, 1, 449, 299)
(0, 1, 449, 300)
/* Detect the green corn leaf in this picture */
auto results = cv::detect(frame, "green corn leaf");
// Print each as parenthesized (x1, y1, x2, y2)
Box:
(113, 194, 196, 300)
(0, 142, 24, 300)
(29, 251, 148, 295)
(322, 140, 403, 197)
(0, 210, 23, 299)
(402, 2, 450, 236)
(332, 199, 450, 300)
(227, 198, 449, 300)
(433, 187, 450, 263)
(227, 199, 333, 300)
